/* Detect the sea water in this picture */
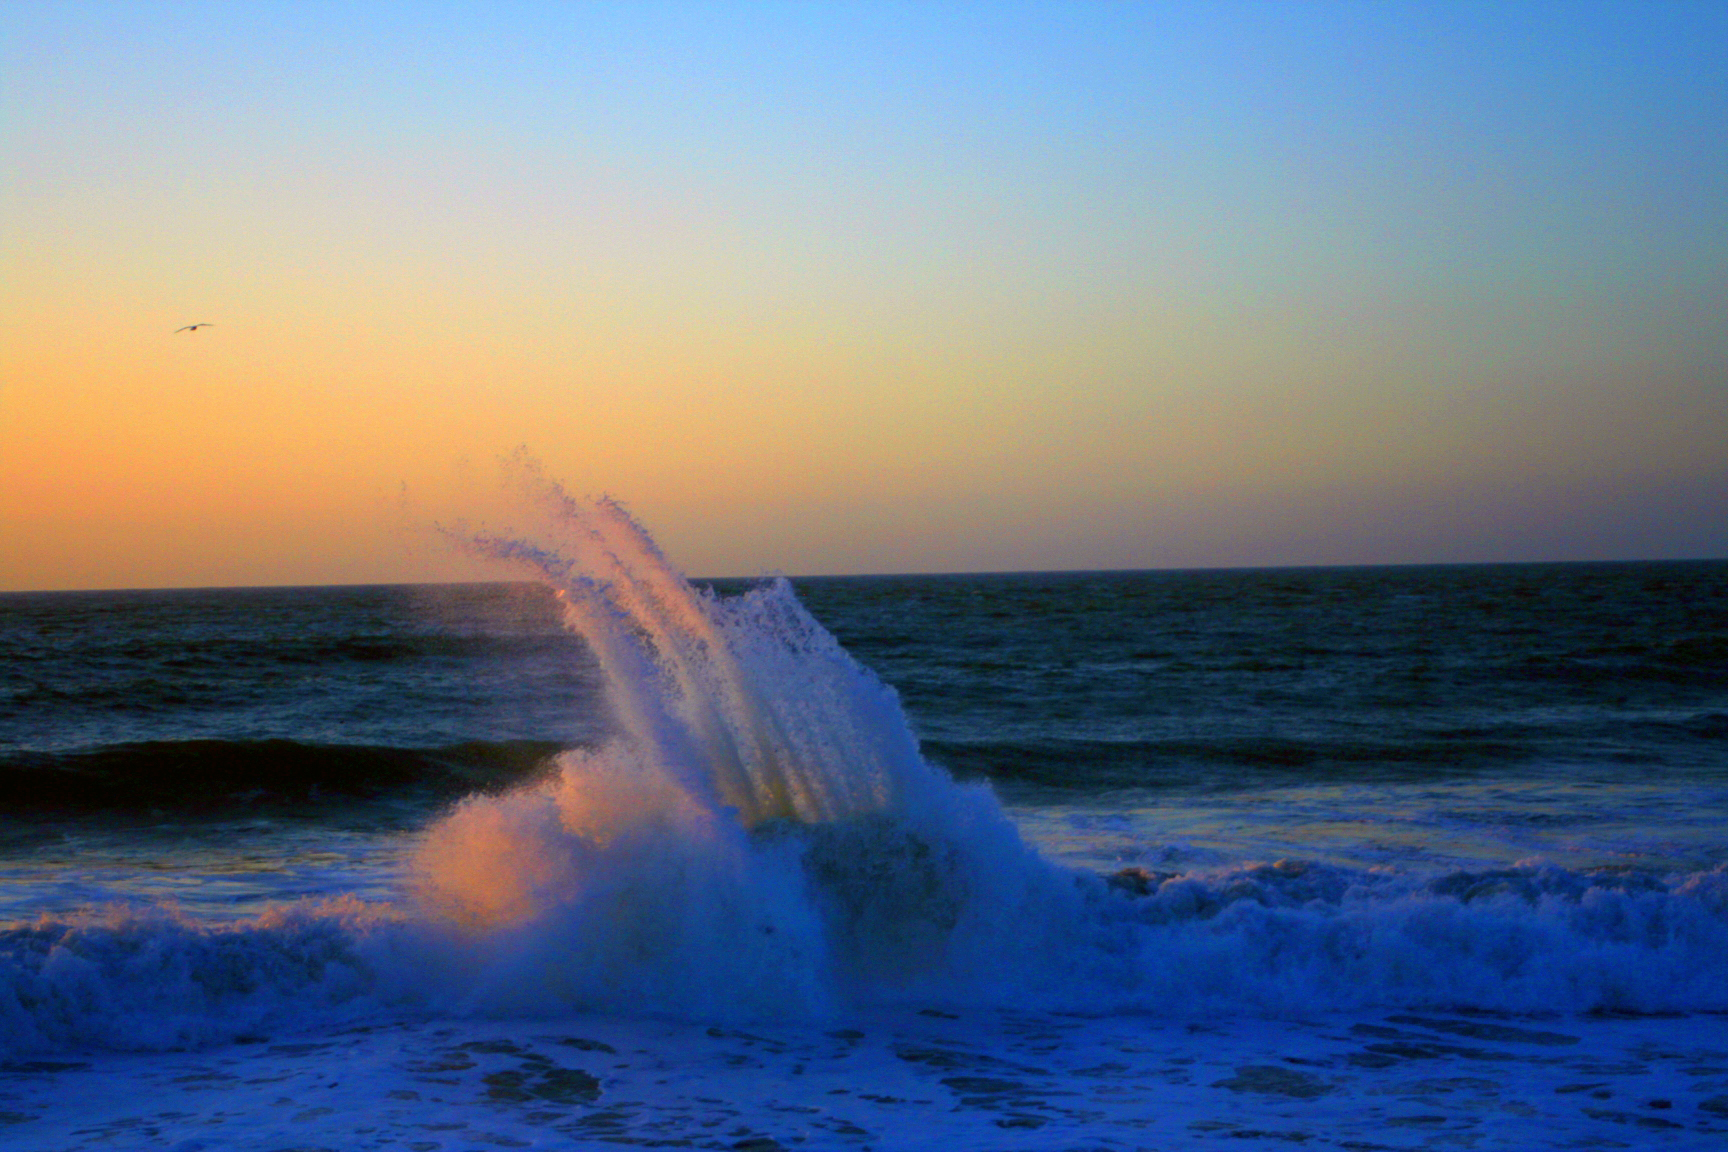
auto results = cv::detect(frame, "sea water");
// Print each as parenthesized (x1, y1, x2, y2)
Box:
(2, 488, 1726, 1149)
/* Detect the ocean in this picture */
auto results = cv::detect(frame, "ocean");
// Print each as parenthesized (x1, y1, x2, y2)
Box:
(2, 496, 1726, 1150)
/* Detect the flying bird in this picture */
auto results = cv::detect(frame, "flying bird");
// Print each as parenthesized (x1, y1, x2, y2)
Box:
(175, 323, 214, 333)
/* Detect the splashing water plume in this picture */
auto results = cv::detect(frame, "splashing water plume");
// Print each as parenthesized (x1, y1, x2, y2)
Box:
(413, 467, 1069, 1017)
(467, 465, 915, 828)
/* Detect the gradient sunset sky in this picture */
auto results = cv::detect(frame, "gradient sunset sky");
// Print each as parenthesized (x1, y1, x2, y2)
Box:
(4, 1, 1725, 591)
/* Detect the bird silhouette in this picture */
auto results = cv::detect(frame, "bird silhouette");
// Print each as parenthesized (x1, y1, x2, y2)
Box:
(175, 323, 214, 333)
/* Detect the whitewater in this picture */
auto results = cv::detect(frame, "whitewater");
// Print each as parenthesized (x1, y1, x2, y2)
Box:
(2, 480, 1726, 1148)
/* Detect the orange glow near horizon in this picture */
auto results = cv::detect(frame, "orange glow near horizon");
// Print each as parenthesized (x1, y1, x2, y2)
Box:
(4, 3, 1725, 591)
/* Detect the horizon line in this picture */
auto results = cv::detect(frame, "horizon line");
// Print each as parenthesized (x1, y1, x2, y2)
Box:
(6, 554, 1725, 597)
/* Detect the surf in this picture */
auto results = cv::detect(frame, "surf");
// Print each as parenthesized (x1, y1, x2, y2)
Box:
(412, 465, 1075, 1017)
(5, 475, 1728, 1060)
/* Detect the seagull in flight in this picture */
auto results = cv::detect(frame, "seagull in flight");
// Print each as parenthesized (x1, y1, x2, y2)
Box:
(175, 323, 214, 333)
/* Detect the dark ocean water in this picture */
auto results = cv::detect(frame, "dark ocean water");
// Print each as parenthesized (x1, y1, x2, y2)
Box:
(6, 561, 1725, 817)
(800, 562, 1728, 793)
(2, 553, 1727, 1062)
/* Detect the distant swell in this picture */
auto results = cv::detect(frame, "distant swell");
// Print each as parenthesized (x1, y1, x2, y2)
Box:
(921, 735, 1538, 789)
(0, 739, 564, 813)
(924, 716, 1728, 789)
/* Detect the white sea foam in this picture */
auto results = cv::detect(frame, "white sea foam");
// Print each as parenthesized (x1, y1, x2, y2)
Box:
(0, 900, 391, 1055)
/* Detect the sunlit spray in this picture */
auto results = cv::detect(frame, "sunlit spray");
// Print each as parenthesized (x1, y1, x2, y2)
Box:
(413, 460, 1075, 1017)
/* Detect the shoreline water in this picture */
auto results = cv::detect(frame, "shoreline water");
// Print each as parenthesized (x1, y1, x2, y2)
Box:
(7, 1005, 1728, 1149)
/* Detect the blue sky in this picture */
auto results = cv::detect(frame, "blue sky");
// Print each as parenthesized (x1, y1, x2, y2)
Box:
(3, 1, 1725, 588)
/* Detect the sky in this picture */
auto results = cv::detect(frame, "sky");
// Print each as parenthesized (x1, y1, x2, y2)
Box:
(3, 0, 1725, 590)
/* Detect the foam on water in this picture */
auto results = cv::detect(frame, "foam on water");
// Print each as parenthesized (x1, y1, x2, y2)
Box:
(4, 481, 1728, 1059)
